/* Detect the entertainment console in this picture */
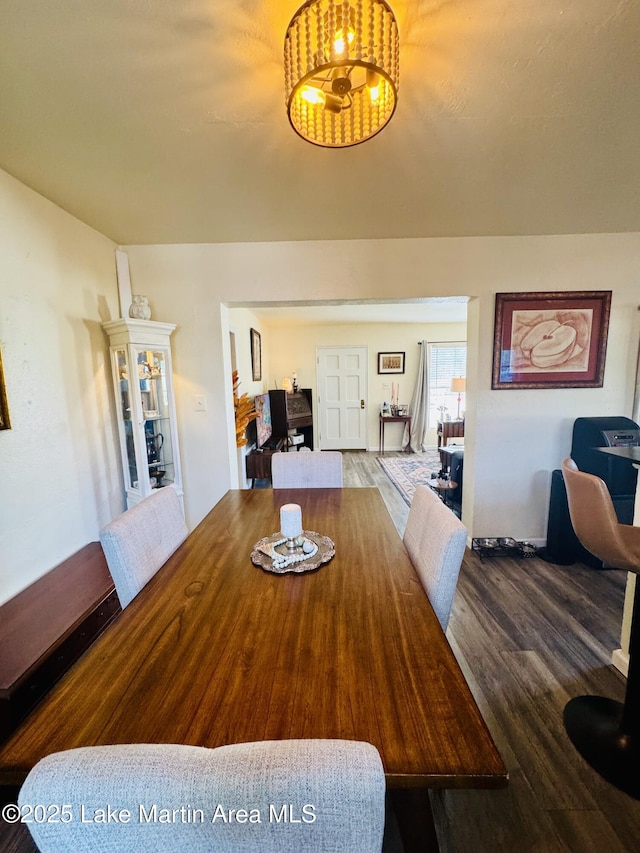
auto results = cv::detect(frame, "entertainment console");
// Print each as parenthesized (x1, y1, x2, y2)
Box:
(245, 437, 286, 483)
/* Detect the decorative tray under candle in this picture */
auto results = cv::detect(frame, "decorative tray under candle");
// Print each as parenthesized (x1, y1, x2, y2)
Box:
(251, 531, 335, 575)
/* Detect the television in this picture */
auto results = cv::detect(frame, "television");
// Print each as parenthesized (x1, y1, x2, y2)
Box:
(254, 393, 273, 449)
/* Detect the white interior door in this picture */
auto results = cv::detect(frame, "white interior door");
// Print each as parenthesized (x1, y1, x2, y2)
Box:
(316, 346, 368, 450)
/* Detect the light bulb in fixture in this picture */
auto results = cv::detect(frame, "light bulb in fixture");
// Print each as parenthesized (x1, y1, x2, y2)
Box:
(333, 27, 354, 55)
(367, 69, 380, 102)
(300, 86, 344, 114)
(300, 85, 325, 105)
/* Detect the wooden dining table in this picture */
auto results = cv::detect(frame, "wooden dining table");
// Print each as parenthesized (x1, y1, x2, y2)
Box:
(0, 488, 506, 846)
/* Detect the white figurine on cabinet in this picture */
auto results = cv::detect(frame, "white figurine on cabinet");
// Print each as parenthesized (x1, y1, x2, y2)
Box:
(129, 295, 151, 321)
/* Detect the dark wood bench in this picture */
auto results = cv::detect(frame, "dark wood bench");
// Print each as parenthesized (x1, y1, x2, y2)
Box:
(0, 542, 121, 743)
(0, 544, 121, 850)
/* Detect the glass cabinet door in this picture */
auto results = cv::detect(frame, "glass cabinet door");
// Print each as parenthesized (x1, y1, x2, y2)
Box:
(115, 348, 139, 490)
(134, 347, 177, 490)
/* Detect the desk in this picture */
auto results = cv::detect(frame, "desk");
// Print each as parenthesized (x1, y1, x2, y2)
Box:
(379, 414, 411, 454)
(0, 489, 505, 804)
(597, 446, 640, 676)
(596, 445, 640, 465)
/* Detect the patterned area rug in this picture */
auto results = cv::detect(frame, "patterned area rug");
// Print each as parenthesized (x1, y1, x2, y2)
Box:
(377, 451, 441, 506)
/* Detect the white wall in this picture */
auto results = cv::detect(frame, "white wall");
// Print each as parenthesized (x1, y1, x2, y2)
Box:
(125, 234, 640, 541)
(226, 307, 269, 488)
(1, 173, 637, 605)
(0, 169, 123, 605)
(260, 319, 467, 450)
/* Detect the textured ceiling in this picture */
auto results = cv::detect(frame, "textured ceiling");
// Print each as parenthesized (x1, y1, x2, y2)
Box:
(1, 0, 639, 245)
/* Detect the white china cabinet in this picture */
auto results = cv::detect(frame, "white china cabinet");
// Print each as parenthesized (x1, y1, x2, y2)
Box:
(103, 319, 183, 509)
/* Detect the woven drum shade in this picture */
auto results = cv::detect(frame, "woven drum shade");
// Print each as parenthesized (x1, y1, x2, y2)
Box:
(284, 0, 399, 148)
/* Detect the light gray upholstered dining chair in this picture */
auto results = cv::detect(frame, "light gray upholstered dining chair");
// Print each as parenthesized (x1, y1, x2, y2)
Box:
(18, 739, 385, 853)
(403, 485, 468, 630)
(271, 450, 343, 488)
(99, 487, 187, 608)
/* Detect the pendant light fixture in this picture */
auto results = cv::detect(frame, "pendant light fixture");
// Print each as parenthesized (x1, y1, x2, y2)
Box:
(284, 0, 399, 148)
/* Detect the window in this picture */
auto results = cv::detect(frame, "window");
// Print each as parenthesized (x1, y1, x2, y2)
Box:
(428, 342, 467, 427)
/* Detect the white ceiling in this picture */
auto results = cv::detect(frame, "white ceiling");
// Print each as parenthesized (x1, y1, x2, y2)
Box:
(1, 0, 639, 247)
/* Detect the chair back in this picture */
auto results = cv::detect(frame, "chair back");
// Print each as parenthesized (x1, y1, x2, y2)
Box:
(271, 451, 343, 488)
(99, 487, 187, 608)
(403, 485, 468, 630)
(18, 740, 385, 853)
(562, 458, 639, 570)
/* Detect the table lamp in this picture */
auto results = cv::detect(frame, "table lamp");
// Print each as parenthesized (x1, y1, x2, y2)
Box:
(450, 377, 466, 420)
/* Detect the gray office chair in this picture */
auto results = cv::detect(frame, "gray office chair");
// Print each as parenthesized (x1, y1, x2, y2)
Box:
(403, 485, 468, 630)
(99, 487, 187, 608)
(271, 450, 343, 488)
(562, 458, 640, 799)
(18, 739, 385, 852)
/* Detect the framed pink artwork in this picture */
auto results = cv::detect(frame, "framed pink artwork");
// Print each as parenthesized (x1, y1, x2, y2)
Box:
(492, 291, 611, 389)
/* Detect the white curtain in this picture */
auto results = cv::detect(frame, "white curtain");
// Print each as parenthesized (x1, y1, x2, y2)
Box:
(403, 341, 429, 452)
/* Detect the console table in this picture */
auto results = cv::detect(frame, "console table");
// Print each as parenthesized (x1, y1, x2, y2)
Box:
(437, 419, 464, 450)
(379, 415, 411, 454)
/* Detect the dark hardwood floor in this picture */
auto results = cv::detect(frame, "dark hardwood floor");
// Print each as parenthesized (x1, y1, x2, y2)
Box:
(3, 451, 639, 852)
(345, 450, 640, 852)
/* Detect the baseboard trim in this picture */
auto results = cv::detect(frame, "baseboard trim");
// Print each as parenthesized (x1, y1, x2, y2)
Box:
(611, 648, 629, 678)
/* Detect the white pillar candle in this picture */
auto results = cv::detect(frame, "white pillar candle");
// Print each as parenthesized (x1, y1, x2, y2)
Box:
(280, 503, 302, 539)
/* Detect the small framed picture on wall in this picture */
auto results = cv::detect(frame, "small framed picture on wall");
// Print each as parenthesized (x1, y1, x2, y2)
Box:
(250, 328, 262, 381)
(378, 352, 405, 374)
